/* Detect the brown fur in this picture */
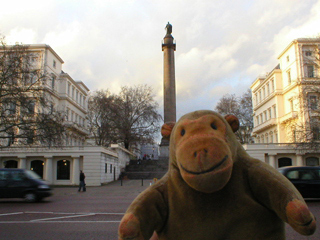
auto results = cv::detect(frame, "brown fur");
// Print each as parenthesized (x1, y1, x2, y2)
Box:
(119, 110, 316, 240)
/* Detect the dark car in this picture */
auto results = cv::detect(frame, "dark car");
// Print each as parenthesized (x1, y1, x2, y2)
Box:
(0, 168, 52, 202)
(278, 166, 320, 198)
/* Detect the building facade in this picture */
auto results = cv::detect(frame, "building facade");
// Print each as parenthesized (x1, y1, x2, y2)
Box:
(0, 44, 132, 185)
(247, 38, 320, 168)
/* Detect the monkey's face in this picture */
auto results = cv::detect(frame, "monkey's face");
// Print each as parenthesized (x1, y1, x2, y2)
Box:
(173, 113, 234, 193)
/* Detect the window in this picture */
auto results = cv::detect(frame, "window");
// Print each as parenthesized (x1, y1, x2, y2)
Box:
(256, 116, 259, 125)
(66, 109, 69, 121)
(25, 101, 35, 114)
(57, 160, 70, 180)
(30, 160, 44, 178)
(312, 126, 320, 140)
(259, 90, 262, 102)
(286, 55, 290, 62)
(309, 96, 317, 110)
(268, 108, 272, 119)
(51, 75, 56, 89)
(105, 164, 108, 173)
(110, 164, 113, 173)
(264, 111, 267, 121)
(26, 130, 35, 144)
(4, 160, 18, 168)
(53, 60, 56, 68)
(0, 171, 9, 180)
(25, 72, 37, 84)
(7, 130, 15, 146)
(273, 105, 277, 118)
(287, 170, 299, 180)
(267, 83, 270, 95)
(3, 102, 16, 116)
(306, 51, 312, 56)
(307, 65, 314, 78)
(289, 99, 294, 112)
(306, 157, 319, 166)
(67, 83, 71, 95)
(263, 87, 265, 99)
(287, 70, 291, 84)
(278, 158, 292, 168)
(271, 79, 275, 91)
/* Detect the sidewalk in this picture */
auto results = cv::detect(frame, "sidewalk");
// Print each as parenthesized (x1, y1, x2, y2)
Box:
(51, 179, 150, 200)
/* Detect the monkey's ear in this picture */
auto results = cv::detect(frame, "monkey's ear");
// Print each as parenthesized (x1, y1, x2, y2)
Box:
(224, 115, 239, 133)
(161, 122, 175, 138)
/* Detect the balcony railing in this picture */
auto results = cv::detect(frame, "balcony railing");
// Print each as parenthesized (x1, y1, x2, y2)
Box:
(252, 118, 277, 134)
(65, 121, 89, 135)
(279, 111, 298, 123)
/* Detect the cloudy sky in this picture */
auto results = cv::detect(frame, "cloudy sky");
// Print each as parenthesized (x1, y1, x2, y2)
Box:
(1, 0, 320, 121)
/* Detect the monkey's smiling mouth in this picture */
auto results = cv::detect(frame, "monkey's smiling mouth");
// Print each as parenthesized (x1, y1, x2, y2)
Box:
(180, 155, 229, 175)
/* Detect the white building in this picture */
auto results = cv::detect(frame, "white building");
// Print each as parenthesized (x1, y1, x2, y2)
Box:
(0, 44, 133, 186)
(246, 38, 320, 168)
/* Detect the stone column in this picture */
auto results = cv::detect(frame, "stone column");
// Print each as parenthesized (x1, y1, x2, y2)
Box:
(268, 154, 277, 168)
(72, 157, 80, 185)
(19, 158, 27, 169)
(45, 157, 53, 184)
(296, 154, 303, 166)
(160, 22, 176, 152)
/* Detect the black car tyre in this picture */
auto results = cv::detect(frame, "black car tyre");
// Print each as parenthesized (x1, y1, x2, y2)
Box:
(24, 192, 37, 203)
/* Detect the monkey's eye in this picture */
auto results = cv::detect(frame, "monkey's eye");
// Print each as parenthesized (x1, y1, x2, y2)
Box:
(211, 123, 217, 130)
(181, 129, 185, 136)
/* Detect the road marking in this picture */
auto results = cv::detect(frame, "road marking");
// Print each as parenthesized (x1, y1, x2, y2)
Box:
(0, 221, 121, 223)
(30, 213, 95, 222)
(25, 211, 124, 215)
(0, 212, 23, 216)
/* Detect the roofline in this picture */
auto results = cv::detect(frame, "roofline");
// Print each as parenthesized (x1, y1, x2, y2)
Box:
(76, 81, 90, 91)
(278, 38, 320, 59)
(26, 44, 64, 64)
(250, 64, 281, 89)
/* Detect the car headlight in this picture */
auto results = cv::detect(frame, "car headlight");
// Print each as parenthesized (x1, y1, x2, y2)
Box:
(38, 185, 50, 189)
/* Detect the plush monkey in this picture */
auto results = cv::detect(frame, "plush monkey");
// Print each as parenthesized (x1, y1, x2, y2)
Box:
(118, 110, 316, 240)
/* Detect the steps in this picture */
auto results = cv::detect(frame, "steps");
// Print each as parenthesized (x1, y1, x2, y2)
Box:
(123, 158, 169, 179)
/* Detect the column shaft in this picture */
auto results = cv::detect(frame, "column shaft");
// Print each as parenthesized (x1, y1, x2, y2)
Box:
(72, 157, 80, 185)
(45, 158, 53, 184)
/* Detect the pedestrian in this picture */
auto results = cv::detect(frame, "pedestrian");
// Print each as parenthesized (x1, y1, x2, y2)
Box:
(78, 170, 86, 192)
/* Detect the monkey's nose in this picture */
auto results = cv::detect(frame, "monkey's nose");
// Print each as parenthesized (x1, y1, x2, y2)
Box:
(194, 149, 208, 158)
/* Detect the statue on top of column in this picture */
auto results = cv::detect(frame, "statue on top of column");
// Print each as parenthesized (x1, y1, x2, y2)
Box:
(165, 22, 172, 35)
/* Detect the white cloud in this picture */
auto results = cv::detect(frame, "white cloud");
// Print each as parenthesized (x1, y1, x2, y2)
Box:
(5, 28, 37, 44)
(1, 0, 320, 118)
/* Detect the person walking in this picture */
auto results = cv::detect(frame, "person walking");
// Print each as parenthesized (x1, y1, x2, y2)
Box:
(78, 170, 86, 192)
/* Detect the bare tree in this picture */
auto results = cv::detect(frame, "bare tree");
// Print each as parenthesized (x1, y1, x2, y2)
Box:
(88, 85, 162, 149)
(284, 84, 320, 152)
(87, 90, 119, 147)
(0, 38, 66, 147)
(215, 90, 253, 144)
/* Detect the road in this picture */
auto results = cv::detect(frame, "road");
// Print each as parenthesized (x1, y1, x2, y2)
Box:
(0, 180, 319, 240)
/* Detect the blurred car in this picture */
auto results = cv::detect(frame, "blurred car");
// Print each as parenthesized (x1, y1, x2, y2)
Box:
(0, 168, 52, 202)
(278, 166, 320, 198)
